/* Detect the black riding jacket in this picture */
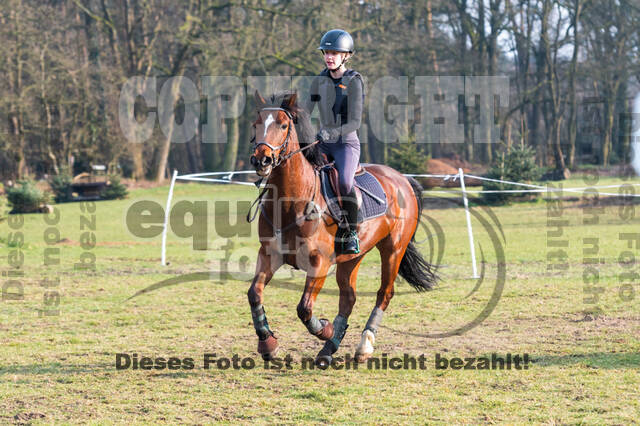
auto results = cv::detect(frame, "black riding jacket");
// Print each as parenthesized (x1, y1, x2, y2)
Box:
(304, 68, 364, 144)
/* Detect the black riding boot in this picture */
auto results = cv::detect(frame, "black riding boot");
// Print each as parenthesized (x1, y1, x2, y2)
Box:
(339, 189, 360, 254)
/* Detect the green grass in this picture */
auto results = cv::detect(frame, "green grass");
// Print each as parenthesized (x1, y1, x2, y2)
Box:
(1, 177, 638, 424)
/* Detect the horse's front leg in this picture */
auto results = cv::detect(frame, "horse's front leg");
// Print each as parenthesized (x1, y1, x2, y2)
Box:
(296, 249, 333, 342)
(247, 245, 282, 360)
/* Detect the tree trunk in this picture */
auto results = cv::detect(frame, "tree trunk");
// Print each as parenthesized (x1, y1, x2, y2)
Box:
(616, 80, 629, 162)
(10, 1, 27, 179)
(532, 5, 549, 167)
(221, 94, 241, 171)
(601, 95, 616, 165)
(566, 0, 583, 168)
(552, 119, 567, 173)
(154, 76, 183, 182)
(426, 0, 442, 158)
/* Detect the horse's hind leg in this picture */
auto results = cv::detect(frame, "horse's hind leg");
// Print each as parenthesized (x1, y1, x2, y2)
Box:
(355, 235, 405, 363)
(315, 256, 363, 367)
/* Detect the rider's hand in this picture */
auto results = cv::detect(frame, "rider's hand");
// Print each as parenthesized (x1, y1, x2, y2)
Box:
(316, 128, 334, 143)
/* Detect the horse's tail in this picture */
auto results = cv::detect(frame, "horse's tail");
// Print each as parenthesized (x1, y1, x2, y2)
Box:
(397, 177, 438, 291)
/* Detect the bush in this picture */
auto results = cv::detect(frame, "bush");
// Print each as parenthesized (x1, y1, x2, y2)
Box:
(101, 175, 128, 200)
(6, 180, 50, 214)
(0, 184, 7, 216)
(482, 145, 542, 205)
(387, 141, 429, 174)
(49, 173, 74, 203)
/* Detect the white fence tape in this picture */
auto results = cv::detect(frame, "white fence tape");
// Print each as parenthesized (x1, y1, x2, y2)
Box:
(160, 168, 640, 271)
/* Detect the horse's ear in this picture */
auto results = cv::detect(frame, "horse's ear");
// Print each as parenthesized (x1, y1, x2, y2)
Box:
(285, 92, 297, 109)
(254, 90, 266, 108)
(282, 93, 298, 123)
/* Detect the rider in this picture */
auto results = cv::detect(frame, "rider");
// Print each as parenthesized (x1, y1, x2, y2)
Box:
(306, 29, 365, 255)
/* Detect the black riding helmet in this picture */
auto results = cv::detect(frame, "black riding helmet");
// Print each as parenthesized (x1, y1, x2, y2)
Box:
(317, 29, 355, 53)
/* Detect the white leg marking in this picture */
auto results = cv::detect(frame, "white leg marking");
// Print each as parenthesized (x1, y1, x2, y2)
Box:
(355, 329, 375, 361)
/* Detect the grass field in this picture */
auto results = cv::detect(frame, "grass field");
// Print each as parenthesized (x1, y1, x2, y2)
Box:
(1, 174, 639, 424)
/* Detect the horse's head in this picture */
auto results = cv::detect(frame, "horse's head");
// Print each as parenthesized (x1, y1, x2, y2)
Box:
(250, 91, 298, 177)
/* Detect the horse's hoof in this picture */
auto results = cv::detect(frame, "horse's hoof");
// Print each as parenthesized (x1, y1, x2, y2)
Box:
(315, 354, 332, 369)
(313, 319, 334, 341)
(354, 329, 375, 363)
(355, 353, 371, 363)
(257, 334, 279, 361)
(315, 344, 335, 369)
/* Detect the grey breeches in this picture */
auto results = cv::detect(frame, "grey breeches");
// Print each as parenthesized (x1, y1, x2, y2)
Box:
(319, 139, 361, 195)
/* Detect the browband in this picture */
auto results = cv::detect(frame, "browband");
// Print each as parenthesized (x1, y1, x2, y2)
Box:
(260, 107, 293, 119)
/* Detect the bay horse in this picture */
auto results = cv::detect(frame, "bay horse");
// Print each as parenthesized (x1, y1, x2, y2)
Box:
(247, 91, 437, 367)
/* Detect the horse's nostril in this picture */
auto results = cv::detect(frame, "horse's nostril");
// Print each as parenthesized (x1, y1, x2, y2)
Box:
(262, 157, 272, 166)
(250, 155, 258, 167)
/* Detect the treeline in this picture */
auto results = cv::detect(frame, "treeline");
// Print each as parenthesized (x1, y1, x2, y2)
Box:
(1, 0, 639, 182)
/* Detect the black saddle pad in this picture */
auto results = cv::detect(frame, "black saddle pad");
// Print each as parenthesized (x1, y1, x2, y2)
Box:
(319, 165, 387, 223)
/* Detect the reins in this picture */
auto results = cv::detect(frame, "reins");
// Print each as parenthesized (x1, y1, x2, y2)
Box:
(282, 139, 320, 162)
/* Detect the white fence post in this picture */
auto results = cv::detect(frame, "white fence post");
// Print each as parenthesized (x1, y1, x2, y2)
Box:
(161, 169, 179, 266)
(459, 168, 479, 279)
(632, 93, 640, 176)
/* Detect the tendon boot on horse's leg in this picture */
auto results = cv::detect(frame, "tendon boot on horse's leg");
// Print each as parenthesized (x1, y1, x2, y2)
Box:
(316, 257, 360, 368)
(339, 188, 360, 255)
(297, 287, 334, 342)
(248, 259, 280, 361)
(300, 313, 334, 341)
(355, 307, 384, 362)
(315, 315, 349, 368)
(251, 304, 279, 360)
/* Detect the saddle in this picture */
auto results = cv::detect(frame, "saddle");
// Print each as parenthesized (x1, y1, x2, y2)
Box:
(319, 163, 387, 224)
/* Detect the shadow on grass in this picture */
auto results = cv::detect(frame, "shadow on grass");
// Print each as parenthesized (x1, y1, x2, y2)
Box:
(0, 362, 114, 376)
(0, 362, 208, 378)
(532, 352, 640, 369)
(124, 271, 449, 302)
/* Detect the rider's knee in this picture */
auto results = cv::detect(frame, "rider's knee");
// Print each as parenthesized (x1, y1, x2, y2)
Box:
(339, 181, 353, 196)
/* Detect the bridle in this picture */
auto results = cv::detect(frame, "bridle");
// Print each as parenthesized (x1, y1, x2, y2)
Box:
(247, 105, 322, 225)
(252, 107, 293, 169)
(251, 106, 319, 172)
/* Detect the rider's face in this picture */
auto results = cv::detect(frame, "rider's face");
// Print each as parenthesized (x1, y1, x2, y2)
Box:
(323, 50, 347, 69)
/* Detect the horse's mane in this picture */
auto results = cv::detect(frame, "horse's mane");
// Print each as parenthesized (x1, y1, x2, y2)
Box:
(263, 92, 324, 167)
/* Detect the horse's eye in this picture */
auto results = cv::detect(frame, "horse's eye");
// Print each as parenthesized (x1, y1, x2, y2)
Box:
(281, 124, 287, 129)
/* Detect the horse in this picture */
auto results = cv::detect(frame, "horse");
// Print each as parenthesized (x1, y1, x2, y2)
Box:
(247, 91, 437, 367)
